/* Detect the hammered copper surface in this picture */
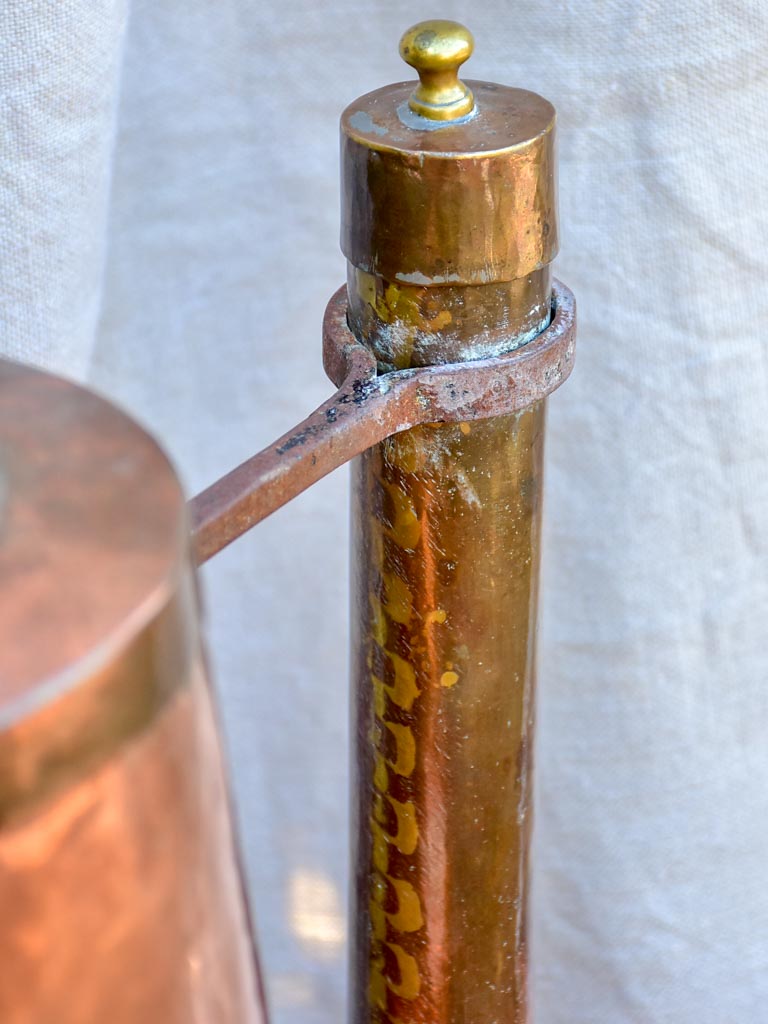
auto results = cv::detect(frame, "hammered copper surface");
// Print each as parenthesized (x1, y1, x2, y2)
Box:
(0, 360, 266, 1023)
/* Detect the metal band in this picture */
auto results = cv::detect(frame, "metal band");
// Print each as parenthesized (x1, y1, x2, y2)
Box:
(0, 573, 197, 827)
(322, 277, 576, 415)
(190, 279, 575, 564)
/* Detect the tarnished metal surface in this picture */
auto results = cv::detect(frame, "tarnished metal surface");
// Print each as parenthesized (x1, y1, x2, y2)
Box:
(350, 401, 545, 1024)
(0, 361, 267, 1024)
(342, 21, 570, 1024)
(340, 80, 556, 287)
(340, 82, 556, 287)
(189, 280, 575, 566)
(347, 268, 556, 1021)
(346, 267, 552, 370)
(0, 17, 576, 1023)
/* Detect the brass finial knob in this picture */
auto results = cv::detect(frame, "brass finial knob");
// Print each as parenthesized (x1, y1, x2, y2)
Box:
(399, 20, 475, 121)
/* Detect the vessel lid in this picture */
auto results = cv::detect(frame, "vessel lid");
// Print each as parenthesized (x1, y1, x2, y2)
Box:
(340, 20, 558, 286)
(0, 361, 192, 822)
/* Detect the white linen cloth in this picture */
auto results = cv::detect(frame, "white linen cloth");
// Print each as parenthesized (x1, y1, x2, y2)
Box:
(2, 1, 767, 1021)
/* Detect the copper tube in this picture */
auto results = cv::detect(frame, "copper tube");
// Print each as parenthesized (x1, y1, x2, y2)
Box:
(349, 315, 547, 1024)
(343, 21, 560, 1023)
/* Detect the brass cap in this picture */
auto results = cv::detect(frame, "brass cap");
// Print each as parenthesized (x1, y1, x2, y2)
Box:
(341, 21, 558, 286)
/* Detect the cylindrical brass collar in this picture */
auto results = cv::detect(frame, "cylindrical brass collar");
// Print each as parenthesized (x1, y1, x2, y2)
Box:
(341, 24, 557, 287)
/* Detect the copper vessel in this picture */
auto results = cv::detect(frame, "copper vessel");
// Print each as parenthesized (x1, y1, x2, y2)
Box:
(0, 362, 267, 1023)
(0, 19, 574, 1024)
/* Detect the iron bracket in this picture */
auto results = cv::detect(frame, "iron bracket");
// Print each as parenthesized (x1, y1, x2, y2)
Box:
(189, 279, 576, 565)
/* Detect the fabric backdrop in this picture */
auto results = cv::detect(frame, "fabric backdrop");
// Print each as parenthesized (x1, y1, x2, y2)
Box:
(2, 1, 767, 1021)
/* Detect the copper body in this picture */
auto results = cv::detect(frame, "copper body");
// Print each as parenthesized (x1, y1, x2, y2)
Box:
(0, 363, 266, 1024)
(350, 402, 545, 1023)
(342, 28, 559, 1024)
(0, 23, 573, 1023)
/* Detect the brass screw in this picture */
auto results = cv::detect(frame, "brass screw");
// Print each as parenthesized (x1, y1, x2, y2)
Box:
(399, 20, 475, 122)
